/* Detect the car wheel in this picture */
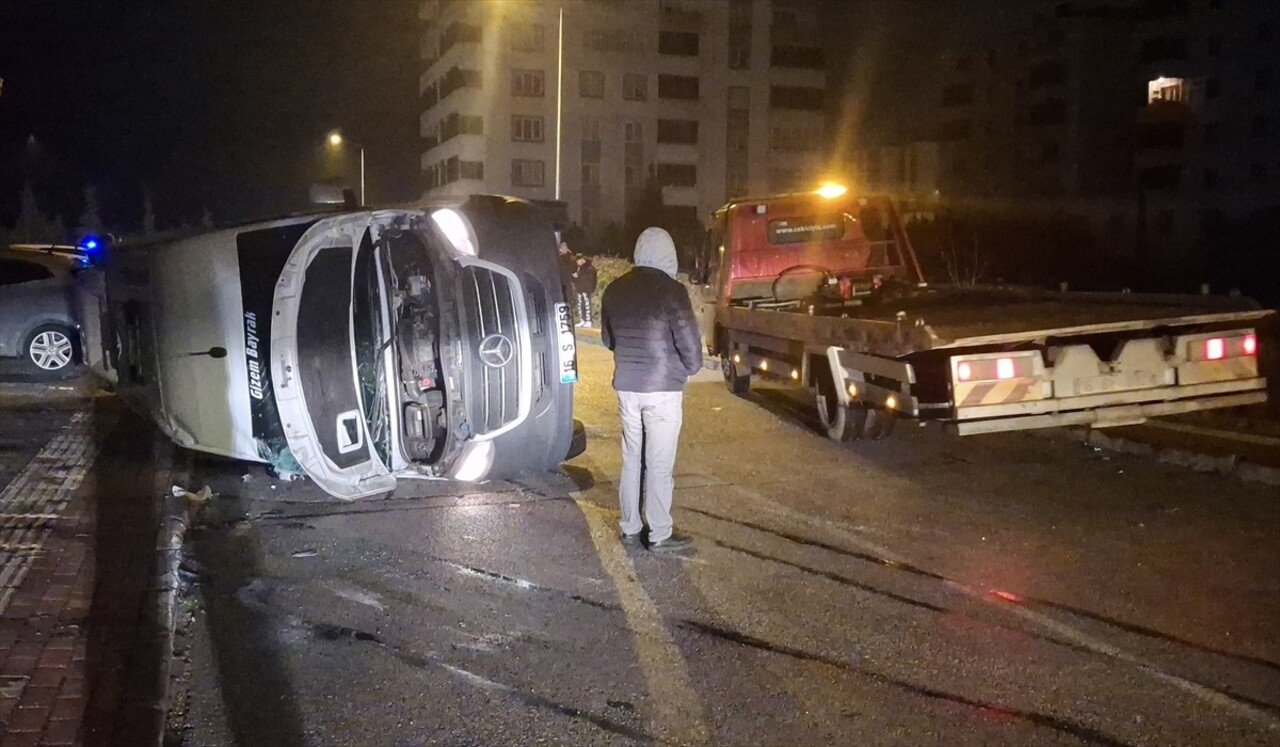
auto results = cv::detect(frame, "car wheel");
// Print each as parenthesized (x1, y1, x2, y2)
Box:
(25, 324, 78, 373)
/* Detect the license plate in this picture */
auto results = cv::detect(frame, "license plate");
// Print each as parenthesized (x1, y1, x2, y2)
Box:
(554, 302, 578, 383)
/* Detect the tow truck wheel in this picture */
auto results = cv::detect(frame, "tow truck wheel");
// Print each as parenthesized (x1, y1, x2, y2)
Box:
(815, 393, 849, 441)
(863, 407, 898, 440)
(722, 356, 750, 395)
(845, 404, 870, 440)
(815, 367, 851, 441)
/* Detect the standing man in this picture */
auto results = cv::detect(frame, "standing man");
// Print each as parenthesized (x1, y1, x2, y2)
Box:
(573, 254, 598, 328)
(601, 227, 702, 552)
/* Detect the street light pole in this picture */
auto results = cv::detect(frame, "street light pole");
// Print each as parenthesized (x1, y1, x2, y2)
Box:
(555, 5, 564, 201)
(327, 130, 366, 205)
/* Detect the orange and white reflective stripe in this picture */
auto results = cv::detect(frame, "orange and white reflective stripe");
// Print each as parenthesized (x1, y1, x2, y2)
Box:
(955, 379, 1043, 408)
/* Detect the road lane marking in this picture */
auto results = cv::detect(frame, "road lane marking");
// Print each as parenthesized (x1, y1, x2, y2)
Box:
(711, 480, 1280, 731)
(576, 497, 710, 746)
(0, 410, 105, 614)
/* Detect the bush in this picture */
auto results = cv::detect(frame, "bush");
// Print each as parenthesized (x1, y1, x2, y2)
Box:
(583, 258, 709, 331)
(588, 256, 632, 323)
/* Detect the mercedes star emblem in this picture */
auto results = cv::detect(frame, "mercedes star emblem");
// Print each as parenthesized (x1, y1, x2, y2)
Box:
(478, 333, 514, 368)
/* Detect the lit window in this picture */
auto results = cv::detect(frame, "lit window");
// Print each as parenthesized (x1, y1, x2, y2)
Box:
(1147, 76, 1186, 104)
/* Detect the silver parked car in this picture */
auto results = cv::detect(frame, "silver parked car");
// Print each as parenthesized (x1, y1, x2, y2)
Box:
(0, 245, 87, 373)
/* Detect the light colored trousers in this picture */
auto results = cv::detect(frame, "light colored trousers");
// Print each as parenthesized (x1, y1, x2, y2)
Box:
(617, 390, 684, 543)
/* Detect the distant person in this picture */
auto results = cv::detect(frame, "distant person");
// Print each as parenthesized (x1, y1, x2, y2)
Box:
(573, 254, 598, 328)
(600, 227, 703, 553)
(557, 240, 578, 313)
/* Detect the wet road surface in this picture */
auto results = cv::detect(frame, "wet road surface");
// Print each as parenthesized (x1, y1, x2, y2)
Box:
(55, 345, 1280, 745)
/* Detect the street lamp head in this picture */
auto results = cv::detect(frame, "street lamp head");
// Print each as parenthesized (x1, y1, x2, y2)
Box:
(327, 131, 343, 147)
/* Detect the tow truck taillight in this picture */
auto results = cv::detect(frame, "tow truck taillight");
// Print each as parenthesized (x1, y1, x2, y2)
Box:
(1185, 331, 1258, 362)
(951, 352, 1041, 384)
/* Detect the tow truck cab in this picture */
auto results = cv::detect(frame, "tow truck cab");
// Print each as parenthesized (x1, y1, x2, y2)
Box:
(695, 190, 924, 353)
(699, 191, 922, 305)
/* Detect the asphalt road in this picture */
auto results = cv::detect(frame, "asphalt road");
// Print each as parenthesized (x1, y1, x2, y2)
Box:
(164, 343, 1280, 746)
(6, 346, 1277, 746)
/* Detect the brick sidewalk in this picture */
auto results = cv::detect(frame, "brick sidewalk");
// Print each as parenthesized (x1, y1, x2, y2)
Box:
(0, 398, 174, 746)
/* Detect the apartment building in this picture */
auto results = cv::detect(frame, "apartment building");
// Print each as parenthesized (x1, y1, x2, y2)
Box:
(858, 2, 1136, 205)
(418, 0, 827, 235)
(1132, 0, 1280, 264)
(854, 0, 1278, 283)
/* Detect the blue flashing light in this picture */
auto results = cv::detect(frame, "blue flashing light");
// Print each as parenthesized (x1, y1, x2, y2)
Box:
(84, 239, 98, 250)
(80, 236, 101, 253)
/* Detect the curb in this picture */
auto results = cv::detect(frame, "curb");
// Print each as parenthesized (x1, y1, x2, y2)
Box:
(1082, 428, 1280, 487)
(0, 380, 86, 397)
(153, 475, 205, 745)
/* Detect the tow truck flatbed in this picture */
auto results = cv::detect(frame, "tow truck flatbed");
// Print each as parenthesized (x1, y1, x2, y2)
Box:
(697, 190, 1273, 440)
(723, 286, 1271, 357)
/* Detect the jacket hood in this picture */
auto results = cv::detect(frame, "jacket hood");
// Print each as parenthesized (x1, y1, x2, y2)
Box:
(633, 227, 678, 279)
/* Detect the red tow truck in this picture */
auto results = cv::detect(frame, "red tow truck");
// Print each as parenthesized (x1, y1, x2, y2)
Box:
(695, 185, 1273, 440)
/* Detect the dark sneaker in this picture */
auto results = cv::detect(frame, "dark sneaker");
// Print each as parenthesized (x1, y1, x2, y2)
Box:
(621, 532, 642, 548)
(648, 532, 693, 553)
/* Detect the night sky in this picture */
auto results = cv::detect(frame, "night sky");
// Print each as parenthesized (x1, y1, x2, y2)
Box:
(0, 1, 420, 233)
(0, 0, 1033, 236)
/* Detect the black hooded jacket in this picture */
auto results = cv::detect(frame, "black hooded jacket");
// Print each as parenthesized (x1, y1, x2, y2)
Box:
(574, 259, 598, 295)
(601, 268, 702, 392)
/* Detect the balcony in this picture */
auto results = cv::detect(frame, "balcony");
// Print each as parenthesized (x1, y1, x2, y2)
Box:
(1140, 98, 1190, 124)
(439, 22, 482, 57)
